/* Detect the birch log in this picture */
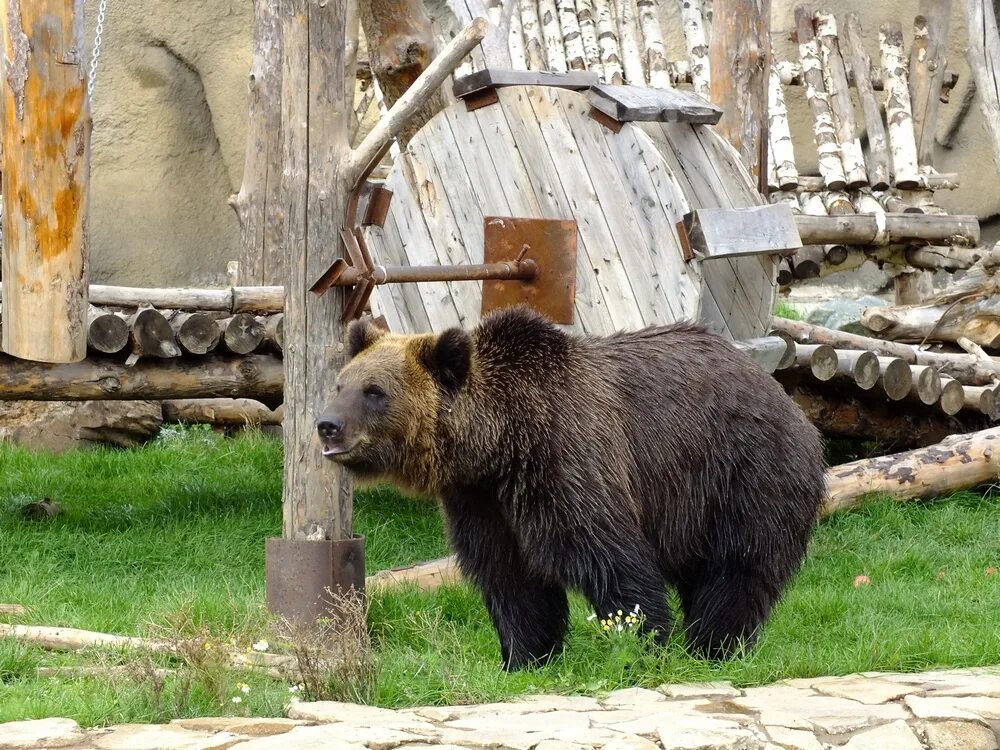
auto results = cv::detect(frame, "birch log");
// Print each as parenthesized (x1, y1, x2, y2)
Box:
(795, 5, 847, 191)
(910, 1, 951, 167)
(880, 22, 921, 188)
(556, 0, 587, 70)
(595, 0, 624, 83)
(0, 0, 91, 363)
(575, 0, 603, 73)
(539, 0, 569, 72)
(768, 62, 799, 189)
(508, 1, 528, 70)
(815, 12, 867, 188)
(636, 0, 670, 88)
(962, 0, 1000, 175)
(680, 0, 712, 99)
(823, 427, 1000, 516)
(843, 14, 891, 189)
(617, 0, 646, 84)
(520, 0, 547, 69)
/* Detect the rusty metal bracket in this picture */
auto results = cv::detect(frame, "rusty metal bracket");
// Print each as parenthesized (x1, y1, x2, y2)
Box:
(588, 106, 624, 133)
(362, 185, 393, 227)
(265, 535, 366, 625)
(482, 217, 577, 325)
(464, 87, 500, 112)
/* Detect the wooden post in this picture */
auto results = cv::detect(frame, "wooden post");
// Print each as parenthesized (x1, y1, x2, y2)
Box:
(229, 0, 284, 287)
(910, 1, 952, 166)
(709, 0, 771, 193)
(963, 0, 1000, 175)
(0, 0, 90, 363)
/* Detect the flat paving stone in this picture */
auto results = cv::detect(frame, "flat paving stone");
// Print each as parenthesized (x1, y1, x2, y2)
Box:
(839, 720, 923, 750)
(808, 676, 919, 704)
(91, 725, 244, 750)
(905, 695, 1000, 722)
(169, 718, 302, 736)
(762, 726, 825, 750)
(923, 720, 1000, 750)
(659, 683, 742, 700)
(0, 719, 86, 749)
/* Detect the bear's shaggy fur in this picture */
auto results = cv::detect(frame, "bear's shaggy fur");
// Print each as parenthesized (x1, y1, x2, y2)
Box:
(318, 306, 826, 671)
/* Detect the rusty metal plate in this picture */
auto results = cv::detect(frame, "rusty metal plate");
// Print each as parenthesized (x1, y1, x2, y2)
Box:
(265, 535, 366, 625)
(482, 217, 577, 325)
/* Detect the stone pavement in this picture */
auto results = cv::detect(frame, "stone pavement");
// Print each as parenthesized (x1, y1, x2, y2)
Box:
(6, 667, 1000, 750)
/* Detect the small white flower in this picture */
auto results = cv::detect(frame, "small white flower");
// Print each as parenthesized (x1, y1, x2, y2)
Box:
(288, 684, 302, 693)
(252, 640, 269, 652)
(632, 604, 641, 614)
(231, 696, 243, 704)
(240, 684, 251, 695)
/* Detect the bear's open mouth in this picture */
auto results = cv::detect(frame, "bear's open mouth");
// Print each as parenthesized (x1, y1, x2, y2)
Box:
(322, 445, 351, 457)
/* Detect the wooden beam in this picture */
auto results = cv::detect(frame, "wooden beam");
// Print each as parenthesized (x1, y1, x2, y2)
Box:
(0, 284, 284, 313)
(681, 204, 800, 259)
(0, 355, 282, 402)
(794, 213, 979, 246)
(733, 336, 790, 373)
(708, 0, 771, 192)
(588, 83, 723, 123)
(162, 398, 284, 426)
(962, 0, 1000, 175)
(0, 0, 91, 363)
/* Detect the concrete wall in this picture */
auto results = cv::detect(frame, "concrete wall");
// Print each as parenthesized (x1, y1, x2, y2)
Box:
(84, 1, 999, 288)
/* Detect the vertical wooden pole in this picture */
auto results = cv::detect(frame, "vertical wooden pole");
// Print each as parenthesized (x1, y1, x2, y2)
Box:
(963, 0, 1000, 176)
(708, 0, 771, 194)
(0, 0, 90, 363)
(265, 0, 362, 624)
(230, 0, 285, 287)
(910, 0, 952, 167)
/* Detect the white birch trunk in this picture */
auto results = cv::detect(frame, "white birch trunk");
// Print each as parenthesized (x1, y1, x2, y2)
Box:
(616, 0, 645, 84)
(768, 60, 799, 189)
(637, 0, 671, 88)
(509, 0, 529, 69)
(679, 0, 711, 99)
(575, 0, 603, 72)
(595, 0, 624, 83)
(520, 0, 548, 69)
(815, 11, 868, 188)
(557, 0, 587, 69)
(796, 7, 847, 190)
(880, 22, 921, 188)
(539, 0, 569, 71)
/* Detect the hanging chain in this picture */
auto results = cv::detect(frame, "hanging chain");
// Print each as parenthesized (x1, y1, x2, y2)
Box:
(87, 0, 108, 99)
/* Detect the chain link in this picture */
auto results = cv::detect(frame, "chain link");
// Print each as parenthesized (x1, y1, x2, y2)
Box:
(87, 0, 107, 99)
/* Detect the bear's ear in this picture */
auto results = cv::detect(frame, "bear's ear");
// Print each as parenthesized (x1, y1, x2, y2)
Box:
(346, 317, 387, 358)
(421, 328, 472, 394)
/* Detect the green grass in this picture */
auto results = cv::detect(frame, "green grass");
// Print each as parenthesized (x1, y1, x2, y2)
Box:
(2, 428, 1000, 725)
(774, 301, 802, 320)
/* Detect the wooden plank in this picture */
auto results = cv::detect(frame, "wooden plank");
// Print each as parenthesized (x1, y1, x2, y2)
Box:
(589, 83, 722, 123)
(364, 208, 434, 333)
(733, 336, 789, 373)
(681, 204, 801, 259)
(496, 87, 616, 333)
(529, 91, 648, 328)
(452, 68, 600, 98)
(599, 124, 701, 322)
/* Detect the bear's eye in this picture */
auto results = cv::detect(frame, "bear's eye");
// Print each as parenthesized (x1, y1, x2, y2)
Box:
(364, 385, 386, 400)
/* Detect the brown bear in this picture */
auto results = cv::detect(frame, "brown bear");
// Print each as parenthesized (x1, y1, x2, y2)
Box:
(318, 306, 826, 671)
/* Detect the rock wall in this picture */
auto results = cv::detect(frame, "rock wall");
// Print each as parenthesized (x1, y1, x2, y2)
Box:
(83, 0, 999, 291)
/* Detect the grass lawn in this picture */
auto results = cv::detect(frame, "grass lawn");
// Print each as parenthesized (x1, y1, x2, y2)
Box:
(2, 427, 1000, 726)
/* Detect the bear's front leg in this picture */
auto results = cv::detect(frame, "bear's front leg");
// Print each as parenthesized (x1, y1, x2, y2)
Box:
(444, 495, 569, 671)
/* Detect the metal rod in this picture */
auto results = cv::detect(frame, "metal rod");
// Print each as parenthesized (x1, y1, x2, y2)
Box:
(334, 259, 538, 286)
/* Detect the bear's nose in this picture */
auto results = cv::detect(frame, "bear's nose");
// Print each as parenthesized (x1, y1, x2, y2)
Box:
(317, 417, 344, 441)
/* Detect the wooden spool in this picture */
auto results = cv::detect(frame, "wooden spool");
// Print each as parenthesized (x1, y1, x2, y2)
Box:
(362, 85, 777, 340)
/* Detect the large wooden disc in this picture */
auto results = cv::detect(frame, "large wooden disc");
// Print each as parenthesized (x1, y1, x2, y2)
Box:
(363, 85, 776, 340)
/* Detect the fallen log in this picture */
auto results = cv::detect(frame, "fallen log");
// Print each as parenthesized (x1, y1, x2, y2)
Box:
(0, 355, 283, 403)
(162, 399, 284, 426)
(263, 313, 284, 354)
(909, 364, 943, 405)
(0, 624, 298, 680)
(964, 384, 1000, 419)
(0, 604, 27, 616)
(374, 426, 1000, 589)
(823, 426, 1000, 515)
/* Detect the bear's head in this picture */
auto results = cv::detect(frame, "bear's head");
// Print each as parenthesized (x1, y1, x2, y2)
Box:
(317, 317, 472, 488)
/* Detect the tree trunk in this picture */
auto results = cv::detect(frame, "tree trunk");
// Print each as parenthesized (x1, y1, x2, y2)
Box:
(0, 354, 282, 402)
(963, 0, 1000, 175)
(794, 213, 979, 246)
(358, 0, 444, 145)
(0, 0, 91, 363)
(910, 0, 952, 166)
(0, 284, 285, 314)
(710, 0, 771, 192)
(167, 311, 222, 356)
(861, 295, 1000, 349)
(880, 22, 921, 188)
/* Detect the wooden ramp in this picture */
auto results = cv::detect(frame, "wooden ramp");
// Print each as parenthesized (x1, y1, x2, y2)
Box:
(363, 85, 777, 340)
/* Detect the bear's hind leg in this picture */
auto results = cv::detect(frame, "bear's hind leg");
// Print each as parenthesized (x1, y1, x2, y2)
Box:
(574, 537, 674, 645)
(446, 499, 570, 671)
(679, 562, 781, 660)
